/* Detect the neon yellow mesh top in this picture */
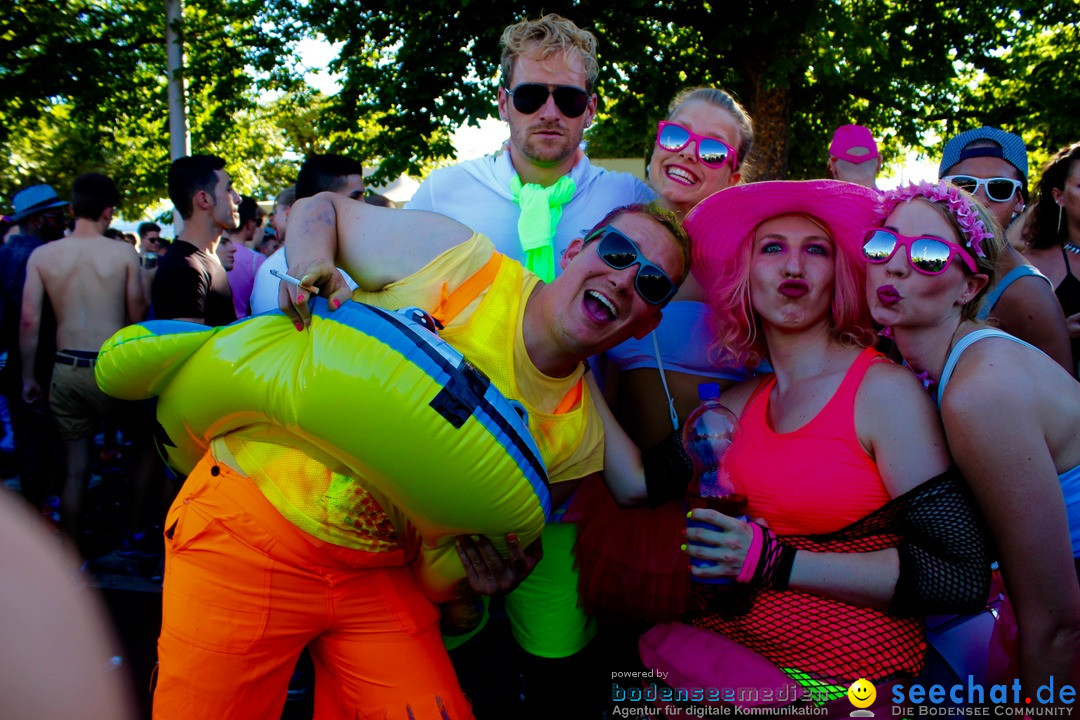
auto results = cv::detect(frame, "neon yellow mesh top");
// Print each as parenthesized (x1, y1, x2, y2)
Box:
(223, 234, 604, 551)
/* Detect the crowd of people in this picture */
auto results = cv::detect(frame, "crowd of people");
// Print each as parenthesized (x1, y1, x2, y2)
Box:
(3, 11, 1080, 720)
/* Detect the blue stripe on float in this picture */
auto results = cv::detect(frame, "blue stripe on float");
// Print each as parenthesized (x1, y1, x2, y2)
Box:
(134, 319, 220, 336)
(140, 308, 270, 336)
(312, 299, 552, 520)
(474, 386, 554, 521)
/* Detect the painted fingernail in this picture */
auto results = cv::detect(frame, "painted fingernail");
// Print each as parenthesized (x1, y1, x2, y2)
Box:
(294, 322, 303, 332)
(330, 297, 342, 309)
(686, 511, 693, 519)
(296, 294, 305, 304)
(680, 543, 688, 553)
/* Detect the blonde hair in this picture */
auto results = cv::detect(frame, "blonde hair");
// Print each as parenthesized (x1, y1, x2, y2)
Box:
(500, 14, 599, 93)
(588, 202, 692, 285)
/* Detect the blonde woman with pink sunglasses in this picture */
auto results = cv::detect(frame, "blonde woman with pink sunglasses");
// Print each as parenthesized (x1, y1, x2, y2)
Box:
(865, 181, 1080, 702)
(571, 88, 756, 625)
(604, 87, 756, 449)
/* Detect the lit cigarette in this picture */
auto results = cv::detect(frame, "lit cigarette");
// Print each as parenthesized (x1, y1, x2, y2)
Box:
(270, 269, 320, 296)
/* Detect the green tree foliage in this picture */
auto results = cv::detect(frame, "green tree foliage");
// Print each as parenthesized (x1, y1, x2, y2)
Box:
(952, 4, 1080, 184)
(285, 0, 517, 186)
(4, 0, 1078, 207)
(296, 0, 1077, 183)
(0, 0, 301, 216)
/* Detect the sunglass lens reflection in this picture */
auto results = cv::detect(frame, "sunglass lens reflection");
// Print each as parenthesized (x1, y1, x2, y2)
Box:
(553, 87, 588, 117)
(658, 124, 690, 151)
(948, 176, 1018, 203)
(658, 125, 730, 168)
(598, 235, 637, 268)
(862, 232, 897, 262)
(596, 232, 674, 304)
(697, 140, 731, 166)
(511, 85, 547, 114)
(909, 240, 951, 273)
(949, 177, 979, 194)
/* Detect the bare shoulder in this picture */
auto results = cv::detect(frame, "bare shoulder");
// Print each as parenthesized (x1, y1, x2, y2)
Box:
(719, 373, 769, 418)
(26, 238, 61, 262)
(101, 238, 140, 263)
(856, 358, 950, 493)
(940, 337, 1037, 419)
(1022, 245, 1058, 266)
(996, 272, 1067, 322)
(76, 236, 138, 263)
(859, 359, 932, 408)
(857, 359, 940, 433)
(938, 340, 1066, 482)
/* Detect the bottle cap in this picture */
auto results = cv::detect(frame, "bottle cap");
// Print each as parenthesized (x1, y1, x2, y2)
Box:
(697, 382, 720, 402)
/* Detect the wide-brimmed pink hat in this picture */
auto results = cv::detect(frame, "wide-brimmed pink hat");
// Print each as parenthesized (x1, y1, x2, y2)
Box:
(684, 180, 880, 292)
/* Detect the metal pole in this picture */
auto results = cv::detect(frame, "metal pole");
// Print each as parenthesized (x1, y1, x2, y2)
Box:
(166, 0, 190, 161)
(166, 0, 188, 235)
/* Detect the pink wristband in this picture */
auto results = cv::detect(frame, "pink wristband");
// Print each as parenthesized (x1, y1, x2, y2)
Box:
(737, 522, 764, 584)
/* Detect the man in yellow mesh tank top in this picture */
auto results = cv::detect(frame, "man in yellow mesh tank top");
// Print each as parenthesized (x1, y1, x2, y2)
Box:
(150, 188, 690, 719)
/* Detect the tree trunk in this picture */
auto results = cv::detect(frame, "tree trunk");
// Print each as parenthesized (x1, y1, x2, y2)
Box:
(747, 80, 791, 182)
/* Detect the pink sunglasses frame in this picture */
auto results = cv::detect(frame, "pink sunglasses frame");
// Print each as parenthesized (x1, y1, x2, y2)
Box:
(655, 121, 739, 170)
(862, 228, 978, 276)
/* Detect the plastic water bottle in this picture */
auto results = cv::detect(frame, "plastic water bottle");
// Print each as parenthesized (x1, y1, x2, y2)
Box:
(683, 383, 750, 610)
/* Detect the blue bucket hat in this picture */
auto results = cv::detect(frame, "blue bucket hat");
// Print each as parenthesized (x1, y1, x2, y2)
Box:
(7, 184, 69, 224)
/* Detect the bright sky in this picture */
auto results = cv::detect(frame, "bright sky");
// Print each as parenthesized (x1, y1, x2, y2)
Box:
(879, 155, 939, 190)
(451, 118, 508, 160)
(299, 38, 508, 162)
(296, 38, 344, 95)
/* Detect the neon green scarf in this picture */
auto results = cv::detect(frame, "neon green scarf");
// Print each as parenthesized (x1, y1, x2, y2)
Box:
(510, 173, 576, 283)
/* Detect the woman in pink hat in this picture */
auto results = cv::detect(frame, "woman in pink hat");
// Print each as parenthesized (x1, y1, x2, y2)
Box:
(668, 180, 991, 699)
(865, 180, 1080, 699)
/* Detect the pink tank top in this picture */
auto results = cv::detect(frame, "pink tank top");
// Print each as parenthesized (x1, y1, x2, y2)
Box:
(725, 347, 890, 536)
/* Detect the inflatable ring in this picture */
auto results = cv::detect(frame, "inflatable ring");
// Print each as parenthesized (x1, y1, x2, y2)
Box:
(96, 299, 551, 601)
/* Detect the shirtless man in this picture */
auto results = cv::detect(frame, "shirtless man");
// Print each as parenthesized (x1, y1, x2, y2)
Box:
(20, 173, 146, 537)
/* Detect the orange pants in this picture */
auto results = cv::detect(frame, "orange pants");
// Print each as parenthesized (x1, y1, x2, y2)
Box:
(153, 452, 473, 720)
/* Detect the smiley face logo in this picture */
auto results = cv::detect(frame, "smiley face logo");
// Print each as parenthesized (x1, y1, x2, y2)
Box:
(848, 678, 876, 708)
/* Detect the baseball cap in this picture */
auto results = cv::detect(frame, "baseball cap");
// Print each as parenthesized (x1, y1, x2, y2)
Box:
(938, 127, 1028, 183)
(829, 125, 879, 164)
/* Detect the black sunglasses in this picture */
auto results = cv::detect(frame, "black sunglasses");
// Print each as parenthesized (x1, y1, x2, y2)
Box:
(584, 226, 677, 305)
(507, 83, 590, 118)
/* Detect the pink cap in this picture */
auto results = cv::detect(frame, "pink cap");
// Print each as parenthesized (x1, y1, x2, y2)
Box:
(829, 124, 879, 164)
